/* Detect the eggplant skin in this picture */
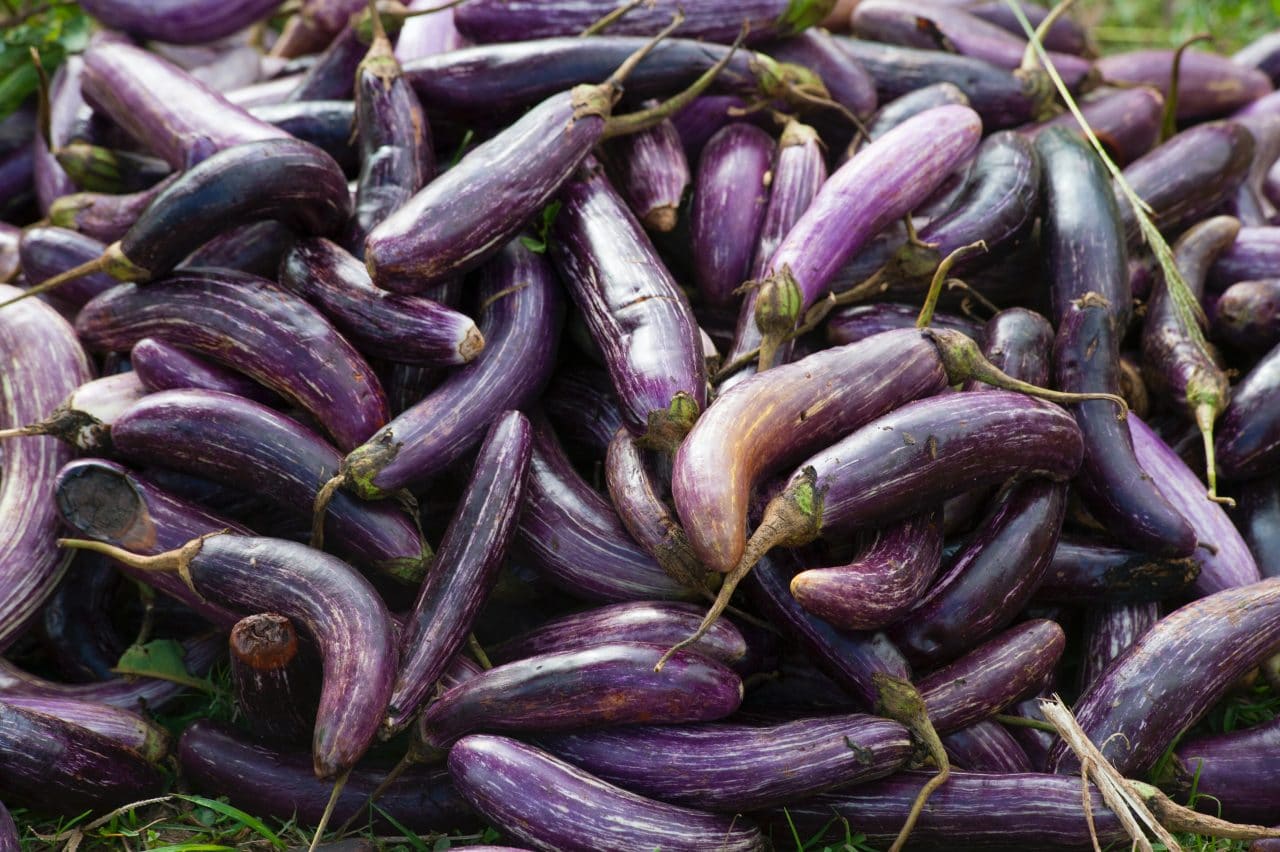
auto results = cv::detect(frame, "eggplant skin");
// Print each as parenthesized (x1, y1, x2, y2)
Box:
(1217, 342, 1280, 479)
(448, 734, 767, 852)
(79, 0, 280, 45)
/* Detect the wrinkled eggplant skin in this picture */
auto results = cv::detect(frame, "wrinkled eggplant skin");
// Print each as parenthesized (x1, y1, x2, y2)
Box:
(1217, 343, 1280, 479)
(1048, 578, 1280, 776)
(1024, 88, 1164, 166)
(1234, 479, 1280, 579)
(78, 0, 280, 45)
(1173, 715, 1280, 824)
(449, 735, 767, 852)
(1096, 49, 1273, 120)
(942, 719, 1033, 774)
(1079, 602, 1159, 692)
(1035, 537, 1201, 603)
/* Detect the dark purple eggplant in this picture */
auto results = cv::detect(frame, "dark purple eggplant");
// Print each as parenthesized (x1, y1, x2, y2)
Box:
(539, 713, 910, 811)
(604, 111, 690, 232)
(1213, 280, 1280, 351)
(247, 101, 358, 174)
(1034, 537, 1201, 603)
(889, 480, 1066, 667)
(1172, 716, 1280, 824)
(39, 555, 124, 683)
(1079, 601, 1159, 692)
(826, 302, 983, 346)
(0, 371, 145, 455)
(544, 366, 625, 457)
(1097, 49, 1273, 120)
(964, 307, 1054, 390)
(449, 734, 766, 852)
(2, 694, 168, 763)
(1024, 87, 1164, 166)
(790, 508, 944, 631)
(943, 719, 1033, 774)
(179, 720, 476, 834)
(385, 411, 531, 736)
(1217, 342, 1280, 479)
(230, 613, 314, 746)
(17, 227, 117, 309)
(766, 27, 878, 118)
(859, 82, 971, 148)
(0, 146, 33, 222)
(78, 0, 279, 44)
(62, 533, 396, 780)
(129, 338, 278, 406)
(418, 642, 742, 749)
(1235, 478, 1280, 579)
(0, 700, 166, 814)
(1212, 226, 1280, 289)
(1048, 577, 1280, 776)
(75, 268, 387, 452)
(280, 239, 483, 367)
(338, 239, 562, 498)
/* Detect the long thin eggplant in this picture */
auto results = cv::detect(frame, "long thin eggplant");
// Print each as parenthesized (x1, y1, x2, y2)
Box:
(75, 268, 387, 452)
(1, 695, 169, 763)
(78, 0, 279, 44)
(1096, 49, 1273, 120)
(448, 734, 766, 852)
(0, 371, 146, 455)
(1172, 716, 1280, 824)
(0, 799, 13, 851)
(1034, 537, 1201, 603)
(1078, 601, 1159, 692)
(538, 713, 911, 811)
(35, 56, 85, 215)
(230, 613, 314, 746)
(1217, 342, 1280, 480)
(385, 411, 531, 736)
(129, 338, 277, 406)
(1023, 87, 1164, 166)
(1212, 279, 1280, 352)
(943, 719, 1033, 773)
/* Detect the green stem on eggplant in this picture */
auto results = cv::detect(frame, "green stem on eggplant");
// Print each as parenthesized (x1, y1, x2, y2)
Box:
(1159, 33, 1213, 143)
(873, 673, 950, 852)
(1193, 396, 1233, 506)
(993, 713, 1058, 733)
(0, 243, 147, 309)
(915, 240, 988, 329)
(310, 473, 345, 551)
(468, 633, 493, 670)
(58, 536, 212, 598)
(579, 0, 644, 36)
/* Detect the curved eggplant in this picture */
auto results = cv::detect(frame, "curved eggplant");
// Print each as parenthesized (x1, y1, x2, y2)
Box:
(129, 338, 277, 405)
(943, 719, 1033, 774)
(1035, 537, 1201, 603)
(230, 613, 314, 746)
(1096, 49, 1273, 120)
(1024, 87, 1164, 166)
(285, 19, 369, 102)
(248, 101, 358, 174)
(1217, 342, 1280, 479)
(1173, 716, 1280, 824)
(78, 0, 279, 44)
(1213, 280, 1280, 352)
(1079, 601, 1159, 692)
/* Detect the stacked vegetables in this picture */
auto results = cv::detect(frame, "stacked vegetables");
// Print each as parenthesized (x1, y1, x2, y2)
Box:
(2, 0, 1280, 849)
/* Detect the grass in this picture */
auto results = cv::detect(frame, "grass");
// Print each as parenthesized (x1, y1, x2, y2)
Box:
(1079, 0, 1280, 53)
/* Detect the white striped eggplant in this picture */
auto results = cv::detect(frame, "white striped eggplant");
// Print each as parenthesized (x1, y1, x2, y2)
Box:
(384, 411, 531, 736)
(75, 268, 387, 452)
(1034, 537, 1201, 603)
(550, 157, 706, 453)
(0, 371, 146, 455)
(78, 0, 280, 45)
(130, 338, 278, 406)
(280, 239, 484, 367)
(59, 533, 396, 779)
(538, 713, 911, 811)
(1212, 280, 1280, 352)
(1024, 87, 1164, 166)
(0, 695, 169, 764)
(1217, 341, 1280, 480)
(1047, 577, 1280, 776)
(604, 111, 689, 232)
(339, 239, 562, 498)
(1171, 716, 1280, 824)
(1078, 602, 1159, 692)
(0, 283, 92, 651)
(943, 719, 1033, 774)
(229, 613, 314, 746)
(1096, 49, 1273, 120)
(417, 642, 742, 749)
(448, 735, 766, 852)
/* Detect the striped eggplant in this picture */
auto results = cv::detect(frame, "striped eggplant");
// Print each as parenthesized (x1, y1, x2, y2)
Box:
(78, 0, 279, 44)
(129, 338, 278, 405)
(1235, 479, 1280, 579)
(1035, 537, 1201, 603)
(1024, 87, 1164, 166)
(17, 227, 117, 309)
(605, 111, 689, 232)
(0, 799, 13, 851)
(1096, 49, 1273, 120)
(538, 713, 911, 811)
(230, 613, 314, 746)
(385, 411, 532, 736)
(1212, 280, 1280, 352)
(826, 302, 983, 346)
(75, 269, 387, 452)
(49, 179, 173, 245)
(1, 695, 168, 763)
(0, 371, 145, 455)
(283, 18, 369, 103)
(1171, 715, 1280, 824)
(1078, 602, 1159, 692)
(943, 719, 1033, 774)
(0, 225, 14, 283)
(550, 157, 706, 452)
(857, 82, 971, 152)
(765, 28, 878, 118)
(1217, 342, 1280, 480)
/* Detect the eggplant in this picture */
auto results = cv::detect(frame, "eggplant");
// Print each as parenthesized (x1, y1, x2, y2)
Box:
(247, 101, 359, 174)
(1034, 537, 1201, 603)
(1172, 716, 1280, 824)
(1236, 478, 1280, 579)
(1, 695, 168, 763)
(1024, 87, 1164, 166)
(544, 366, 626, 457)
(129, 338, 277, 405)
(1097, 49, 1273, 120)
(943, 719, 1033, 774)
(1078, 601, 1159, 692)
(0, 800, 13, 852)
(0, 371, 146, 455)
(78, 0, 279, 44)
(691, 124, 774, 308)
(34, 56, 85, 215)
(889, 479, 1066, 667)
(61, 533, 396, 779)
(765, 28, 879, 118)
(385, 411, 532, 736)
(17, 227, 117, 309)
(550, 157, 706, 452)
(49, 179, 173, 245)
(826, 302, 983, 346)
(448, 735, 766, 852)
(604, 111, 690, 232)
(55, 143, 170, 195)
(0, 700, 166, 814)
(395, 0, 465, 63)
(286, 18, 369, 103)
(75, 268, 387, 452)
(968, 0, 1090, 55)
(179, 720, 476, 834)
(230, 613, 314, 746)
(40, 555, 124, 683)
(280, 239, 483, 367)
(859, 82, 971, 147)
(180, 220, 298, 279)
(1213, 280, 1280, 352)
(417, 642, 742, 749)
(0, 284, 93, 651)
(1218, 342, 1280, 480)
(538, 713, 911, 811)
(1212, 226, 1280, 290)
(338, 239, 562, 498)
(1047, 577, 1280, 776)
(0, 226, 15, 283)
(965, 307, 1054, 390)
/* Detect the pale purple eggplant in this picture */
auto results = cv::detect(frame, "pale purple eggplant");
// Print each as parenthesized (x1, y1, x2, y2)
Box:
(0, 371, 145, 455)
(943, 719, 1032, 773)
(1048, 577, 1280, 776)
(418, 642, 742, 749)
(544, 366, 625, 456)
(790, 508, 944, 631)
(129, 338, 277, 405)
(605, 112, 689, 232)
(766, 28, 878, 118)
(551, 157, 705, 452)
(1217, 342, 1280, 479)
(691, 124, 774, 308)
(395, 0, 466, 63)
(18, 227, 119, 309)
(1211, 226, 1280, 289)
(34, 56, 85, 214)
(539, 713, 910, 811)
(1213, 279, 1280, 351)
(1097, 49, 1273, 120)
(385, 411, 531, 736)
(1172, 715, 1280, 824)
(1023, 87, 1164, 166)
(78, 0, 279, 44)
(75, 268, 387, 452)
(1078, 601, 1159, 692)
(230, 613, 314, 746)
(280, 239, 483, 367)
(339, 239, 562, 498)
(826, 302, 982, 345)
(1035, 537, 1201, 603)
(1, 695, 169, 763)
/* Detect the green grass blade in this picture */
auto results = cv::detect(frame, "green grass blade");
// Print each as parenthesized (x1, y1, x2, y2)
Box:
(170, 795, 286, 850)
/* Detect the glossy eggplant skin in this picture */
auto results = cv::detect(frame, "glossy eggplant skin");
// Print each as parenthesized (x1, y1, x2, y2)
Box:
(1236, 479, 1280, 579)
(761, 771, 1126, 850)
(247, 101, 358, 174)
(675, 329, 950, 575)
(449, 735, 766, 852)
(280, 239, 483, 367)
(76, 269, 388, 452)
(1024, 87, 1164, 166)
(518, 415, 693, 603)
(179, 721, 476, 834)
(1078, 602, 1158, 692)
(0, 700, 166, 814)
(539, 713, 911, 812)
(81, 42, 288, 170)
(1173, 715, 1280, 824)
(488, 601, 747, 668)
(0, 284, 93, 652)
(551, 158, 706, 450)
(1211, 227, 1280, 290)
(17, 227, 117, 309)
(385, 412, 532, 736)
(129, 338, 278, 406)
(341, 240, 563, 498)
(943, 719, 1032, 773)
(1213, 280, 1280, 352)
(889, 480, 1066, 667)
(826, 302, 982, 346)
(604, 113, 689, 232)
(1035, 537, 1201, 603)
(1048, 577, 1280, 776)
(230, 614, 313, 746)
(1217, 342, 1280, 479)
(966, 307, 1054, 391)
(1097, 49, 1273, 120)
(78, 0, 278, 44)
(418, 642, 742, 749)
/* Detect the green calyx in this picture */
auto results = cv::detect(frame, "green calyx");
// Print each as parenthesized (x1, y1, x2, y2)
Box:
(640, 392, 701, 456)
(774, 0, 837, 38)
(341, 432, 402, 501)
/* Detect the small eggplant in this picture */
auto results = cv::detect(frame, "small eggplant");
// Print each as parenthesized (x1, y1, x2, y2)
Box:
(129, 338, 277, 406)
(965, 307, 1054, 390)
(1216, 341, 1280, 480)
(604, 110, 690, 232)
(55, 143, 170, 195)
(1212, 280, 1280, 352)
(1096, 49, 1273, 120)
(78, 0, 280, 44)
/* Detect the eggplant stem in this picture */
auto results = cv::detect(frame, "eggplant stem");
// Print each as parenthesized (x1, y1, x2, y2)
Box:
(1129, 781, 1280, 840)
(602, 10, 684, 90)
(366, 0, 388, 44)
(1194, 401, 1233, 506)
(993, 713, 1057, 733)
(579, 0, 644, 37)
(467, 633, 493, 670)
(0, 254, 112, 309)
(1159, 33, 1213, 143)
(59, 534, 214, 595)
(784, 85, 870, 140)
(1017, 0, 1079, 73)
(873, 674, 950, 852)
(311, 473, 346, 550)
(307, 769, 349, 852)
(0, 424, 43, 440)
(915, 240, 988, 329)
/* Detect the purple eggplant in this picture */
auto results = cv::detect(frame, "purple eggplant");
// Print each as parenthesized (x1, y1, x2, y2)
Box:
(129, 338, 277, 405)
(78, 0, 279, 44)
(34, 56, 85, 215)
(968, 0, 1091, 55)
(965, 307, 1054, 390)
(604, 111, 690, 232)
(1236, 478, 1280, 579)
(826, 302, 983, 346)
(0, 800, 13, 851)
(790, 508, 944, 631)
(539, 713, 910, 811)
(418, 642, 742, 749)
(1024, 87, 1164, 166)
(181, 220, 299, 279)
(449, 735, 765, 852)
(691, 124, 774, 308)
(385, 411, 531, 736)
(0, 225, 15, 283)
(544, 366, 625, 457)
(285, 18, 368, 103)
(49, 179, 173, 245)
(40, 555, 124, 683)
(1079, 601, 1159, 692)
(338, 239, 562, 498)
(0, 371, 146, 455)
(943, 719, 1033, 774)
(1048, 577, 1280, 776)
(395, 0, 465, 63)
(230, 613, 314, 746)
(1212, 226, 1280, 289)
(248, 100, 359, 174)
(75, 268, 387, 452)
(17, 227, 117, 309)
(1035, 537, 1201, 603)
(280, 239, 483, 367)
(1213, 280, 1280, 351)
(1217, 342, 1280, 479)
(889, 479, 1066, 667)
(1172, 715, 1280, 824)
(2, 695, 169, 763)
(179, 720, 476, 834)
(860, 82, 971, 147)
(766, 28, 878, 118)
(1097, 49, 1273, 120)
(62, 533, 396, 780)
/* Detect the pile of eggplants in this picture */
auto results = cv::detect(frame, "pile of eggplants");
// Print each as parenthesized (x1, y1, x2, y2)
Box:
(4, 0, 1280, 848)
